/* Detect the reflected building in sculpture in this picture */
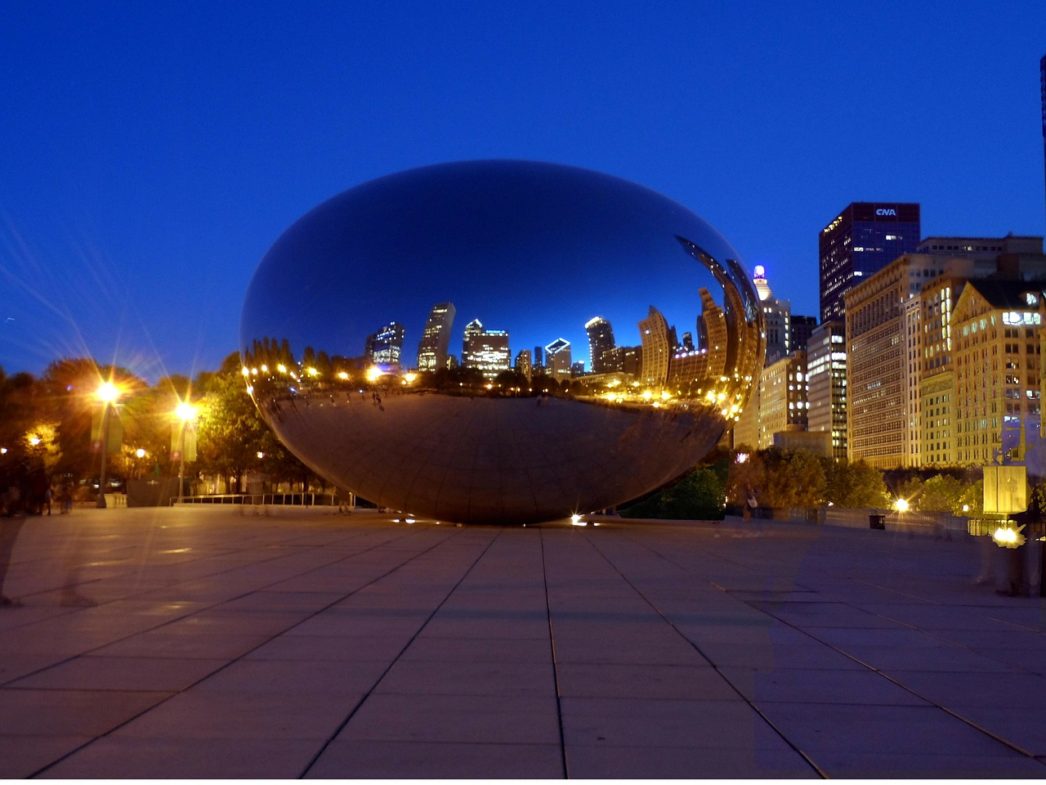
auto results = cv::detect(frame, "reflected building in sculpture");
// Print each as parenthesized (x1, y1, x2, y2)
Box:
(417, 302, 456, 370)
(365, 321, 405, 370)
(639, 306, 671, 387)
(462, 319, 510, 379)
(697, 288, 727, 379)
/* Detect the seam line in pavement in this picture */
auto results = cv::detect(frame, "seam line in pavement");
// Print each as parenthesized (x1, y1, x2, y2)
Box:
(297, 526, 504, 778)
(539, 527, 569, 778)
(24, 525, 460, 778)
(582, 528, 828, 779)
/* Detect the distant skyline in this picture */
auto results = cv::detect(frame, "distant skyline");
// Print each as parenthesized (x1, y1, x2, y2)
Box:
(3, 1, 1046, 380)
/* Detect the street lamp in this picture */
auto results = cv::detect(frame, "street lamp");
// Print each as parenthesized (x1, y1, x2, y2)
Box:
(174, 400, 198, 501)
(95, 380, 122, 508)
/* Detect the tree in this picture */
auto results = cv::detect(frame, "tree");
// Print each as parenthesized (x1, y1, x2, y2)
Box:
(622, 466, 726, 520)
(195, 361, 270, 493)
(194, 352, 319, 494)
(824, 459, 889, 508)
(916, 474, 965, 513)
(957, 479, 983, 516)
(760, 449, 825, 508)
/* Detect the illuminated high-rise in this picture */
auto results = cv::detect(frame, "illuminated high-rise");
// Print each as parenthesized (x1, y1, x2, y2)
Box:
(545, 337, 572, 381)
(584, 316, 616, 373)
(806, 320, 847, 460)
(514, 349, 532, 381)
(462, 319, 510, 379)
(752, 264, 791, 365)
(416, 302, 456, 370)
(819, 202, 920, 324)
(365, 321, 405, 370)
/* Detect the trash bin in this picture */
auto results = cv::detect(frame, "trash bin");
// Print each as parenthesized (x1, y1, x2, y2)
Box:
(869, 514, 886, 530)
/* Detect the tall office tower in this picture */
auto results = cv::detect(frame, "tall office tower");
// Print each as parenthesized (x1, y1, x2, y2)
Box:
(752, 265, 791, 365)
(918, 277, 962, 468)
(806, 320, 847, 460)
(533, 345, 545, 374)
(584, 317, 616, 373)
(847, 238, 1046, 469)
(680, 331, 695, 352)
(791, 316, 817, 354)
(846, 254, 975, 468)
(570, 361, 585, 378)
(638, 306, 671, 387)
(757, 352, 808, 449)
(514, 349, 532, 381)
(619, 345, 642, 377)
(819, 202, 920, 324)
(953, 281, 1043, 465)
(461, 319, 510, 379)
(416, 301, 456, 370)
(733, 352, 808, 451)
(365, 321, 406, 369)
(545, 338, 572, 381)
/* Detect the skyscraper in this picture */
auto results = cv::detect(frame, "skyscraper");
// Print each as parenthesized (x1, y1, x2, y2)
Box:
(584, 316, 616, 373)
(545, 338, 572, 381)
(533, 345, 545, 374)
(806, 320, 847, 460)
(416, 301, 456, 370)
(514, 349, 532, 381)
(819, 202, 921, 324)
(752, 264, 791, 365)
(365, 321, 405, 370)
(461, 319, 510, 379)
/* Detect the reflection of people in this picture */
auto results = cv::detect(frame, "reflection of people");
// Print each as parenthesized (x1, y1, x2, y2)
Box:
(0, 517, 26, 607)
(59, 483, 73, 514)
(743, 488, 758, 520)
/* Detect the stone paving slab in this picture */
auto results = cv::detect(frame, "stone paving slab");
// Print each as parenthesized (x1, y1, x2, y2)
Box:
(2, 507, 1046, 778)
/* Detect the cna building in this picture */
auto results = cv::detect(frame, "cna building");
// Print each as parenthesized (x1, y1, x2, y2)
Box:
(819, 202, 921, 324)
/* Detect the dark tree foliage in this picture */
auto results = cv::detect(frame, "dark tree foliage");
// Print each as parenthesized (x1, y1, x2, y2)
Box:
(621, 466, 726, 520)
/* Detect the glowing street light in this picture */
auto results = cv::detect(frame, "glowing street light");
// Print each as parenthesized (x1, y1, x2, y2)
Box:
(174, 400, 198, 500)
(95, 380, 123, 508)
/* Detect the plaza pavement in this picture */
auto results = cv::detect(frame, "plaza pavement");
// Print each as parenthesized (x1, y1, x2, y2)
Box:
(2, 507, 1046, 778)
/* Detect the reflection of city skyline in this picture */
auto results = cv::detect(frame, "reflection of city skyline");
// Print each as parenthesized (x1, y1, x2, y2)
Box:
(351, 289, 735, 391)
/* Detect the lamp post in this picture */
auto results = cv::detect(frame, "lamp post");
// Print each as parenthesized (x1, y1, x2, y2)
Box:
(95, 381, 121, 508)
(175, 401, 197, 501)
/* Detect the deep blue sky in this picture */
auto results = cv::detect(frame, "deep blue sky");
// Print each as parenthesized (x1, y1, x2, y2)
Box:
(2, 0, 1045, 380)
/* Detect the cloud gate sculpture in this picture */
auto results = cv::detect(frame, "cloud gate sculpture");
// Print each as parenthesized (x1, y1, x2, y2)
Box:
(241, 160, 764, 524)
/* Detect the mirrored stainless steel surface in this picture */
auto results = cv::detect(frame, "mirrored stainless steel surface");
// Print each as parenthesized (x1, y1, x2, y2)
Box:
(241, 160, 764, 524)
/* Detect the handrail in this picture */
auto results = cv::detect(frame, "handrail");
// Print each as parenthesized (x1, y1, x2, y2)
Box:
(171, 492, 341, 506)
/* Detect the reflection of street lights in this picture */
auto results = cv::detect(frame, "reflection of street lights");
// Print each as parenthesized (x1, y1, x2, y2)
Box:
(175, 401, 198, 500)
(95, 381, 122, 508)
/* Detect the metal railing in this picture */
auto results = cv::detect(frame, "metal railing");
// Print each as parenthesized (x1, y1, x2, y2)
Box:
(172, 492, 341, 507)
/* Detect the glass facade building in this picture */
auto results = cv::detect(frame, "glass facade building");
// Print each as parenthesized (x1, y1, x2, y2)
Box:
(819, 202, 921, 324)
